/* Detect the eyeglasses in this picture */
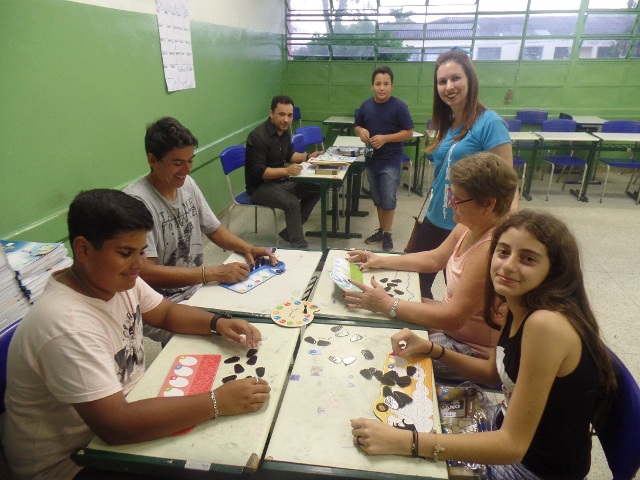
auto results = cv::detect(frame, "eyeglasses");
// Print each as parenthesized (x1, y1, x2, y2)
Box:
(446, 185, 474, 210)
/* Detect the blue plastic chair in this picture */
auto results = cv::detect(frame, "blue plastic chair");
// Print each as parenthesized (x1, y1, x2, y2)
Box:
(0, 320, 21, 414)
(598, 121, 640, 203)
(595, 350, 640, 480)
(540, 119, 587, 200)
(503, 118, 526, 199)
(220, 145, 279, 244)
(295, 126, 325, 151)
(516, 109, 548, 129)
(290, 106, 302, 135)
(291, 133, 305, 154)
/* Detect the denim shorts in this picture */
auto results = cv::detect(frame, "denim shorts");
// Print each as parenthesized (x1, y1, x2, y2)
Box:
(365, 159, 401, 210)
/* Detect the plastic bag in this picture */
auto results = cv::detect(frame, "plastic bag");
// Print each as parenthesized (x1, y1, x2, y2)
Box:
(437, 381, 496, 479)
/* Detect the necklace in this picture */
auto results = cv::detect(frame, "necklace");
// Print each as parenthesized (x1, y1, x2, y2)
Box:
(69, 266, 97, 299)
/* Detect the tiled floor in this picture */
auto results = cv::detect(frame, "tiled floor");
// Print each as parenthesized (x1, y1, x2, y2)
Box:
(199, 164, 640, 479)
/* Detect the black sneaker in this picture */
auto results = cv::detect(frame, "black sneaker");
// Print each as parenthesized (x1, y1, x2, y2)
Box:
(365, 228, 383, 244)
(382, 232, 393, 252)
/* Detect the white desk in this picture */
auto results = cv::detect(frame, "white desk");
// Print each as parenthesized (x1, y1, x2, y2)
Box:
(184, 249, 323, 316)
(74, 325, 300, 477)
(571, 115, 608, 131)
(310, 249, 422, 323)
(263, 323, 447, 480)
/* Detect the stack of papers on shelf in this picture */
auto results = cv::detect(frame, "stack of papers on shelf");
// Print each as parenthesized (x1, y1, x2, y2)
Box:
(0, 246, 30, 331)
(1, 240, 72, 303)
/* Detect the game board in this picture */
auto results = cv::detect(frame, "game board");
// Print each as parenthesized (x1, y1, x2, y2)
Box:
(271, 300, 320, 327)
(220, 259, 286, 294)
(372, 354, 435, 434)
(158, 354, 221, 435)
(329, 256, 363, 292)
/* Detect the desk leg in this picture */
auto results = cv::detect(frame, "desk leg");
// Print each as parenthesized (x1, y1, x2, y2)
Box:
(522, 141, 538, 201)
(570, 143, 598, 202)
(344, 163, 368, 217)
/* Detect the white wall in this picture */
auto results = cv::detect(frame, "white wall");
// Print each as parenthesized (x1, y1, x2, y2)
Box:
(65, 0, 285, 34)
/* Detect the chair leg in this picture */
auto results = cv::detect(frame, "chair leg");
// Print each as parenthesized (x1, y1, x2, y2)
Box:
(546, 164, 555, 201)
(600, 165, 610, 203)
(254, 207, 258, 233)
(272, 209, 279, 246)
(519, 164, 527, 200)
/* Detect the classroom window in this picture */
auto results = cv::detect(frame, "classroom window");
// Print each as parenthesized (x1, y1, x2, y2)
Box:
(286, 1, 640, 61)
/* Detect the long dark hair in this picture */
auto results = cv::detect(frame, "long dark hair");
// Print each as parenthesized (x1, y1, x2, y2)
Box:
(427, 49, 485, 153)
(483, 210, 617, 423)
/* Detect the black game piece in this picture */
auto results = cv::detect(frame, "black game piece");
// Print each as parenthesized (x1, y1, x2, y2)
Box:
(406, 366, 417, 376)
(247, 355, 258, 365)
(222, 375, 237, 383)
(234, 364, 245, 374)
(247, 348, 258, 357)
(224, 356, 240, 364)
(256, 367, 265, 378)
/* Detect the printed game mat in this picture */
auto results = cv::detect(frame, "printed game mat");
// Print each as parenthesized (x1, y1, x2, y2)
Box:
(220, 260, 286, 294)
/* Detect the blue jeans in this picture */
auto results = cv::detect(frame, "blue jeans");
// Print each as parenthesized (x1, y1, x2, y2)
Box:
(365, 159, 401, 211)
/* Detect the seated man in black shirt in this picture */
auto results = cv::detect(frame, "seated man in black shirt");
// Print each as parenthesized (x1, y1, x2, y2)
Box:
(245, 95, 322, 248)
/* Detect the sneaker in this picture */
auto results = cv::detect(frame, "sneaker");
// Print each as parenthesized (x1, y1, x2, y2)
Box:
(365, 228, 384, 244)
(382, 232, 393, 252)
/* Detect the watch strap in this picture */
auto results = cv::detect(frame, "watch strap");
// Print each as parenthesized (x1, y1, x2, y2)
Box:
(210, 312, 232, 335)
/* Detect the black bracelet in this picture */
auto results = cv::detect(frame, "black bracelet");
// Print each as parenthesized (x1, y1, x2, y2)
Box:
(425, 342, 435, 355)
(412, 429, 419, 457)
(433, 344, 446, 360)
(210, 312, 232, 335)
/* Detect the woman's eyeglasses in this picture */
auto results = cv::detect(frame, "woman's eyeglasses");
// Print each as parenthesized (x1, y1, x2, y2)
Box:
(446, 185, 474, 210)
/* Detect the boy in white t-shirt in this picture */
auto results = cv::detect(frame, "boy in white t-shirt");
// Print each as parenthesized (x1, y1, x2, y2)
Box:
(3, 189, 271, 480)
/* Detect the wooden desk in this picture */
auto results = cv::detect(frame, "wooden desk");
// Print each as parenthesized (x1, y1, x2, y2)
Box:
(263, 322, 447, 480)
(184, 249, 323, 317)
(567, 115, 608, 132)
(591, 132, 640, 202)
(324, 116, 355, 136)
(310, 249, 422, 324)
(73, 325, 300, 478)
(510, 132, 541, 201)
(532, 131, 600, 202)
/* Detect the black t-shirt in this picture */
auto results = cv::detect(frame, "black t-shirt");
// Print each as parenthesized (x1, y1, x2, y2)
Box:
(498, 313, 600, 479)
(245, 119, 294, 195)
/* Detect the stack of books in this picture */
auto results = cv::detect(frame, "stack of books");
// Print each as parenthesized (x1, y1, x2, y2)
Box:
(0, 246, 30, 332)
(0, 240, 72, 305)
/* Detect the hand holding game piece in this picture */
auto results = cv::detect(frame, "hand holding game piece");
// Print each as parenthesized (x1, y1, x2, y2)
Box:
(390, 328, 431, 357)
(215, 318, 262, 349)
(350, 418, 411, 456)
(245, 246, 278, 268)
(209, 262, 251, 284)
(212, 377, 271, 416)
(344, 277, 395, 314)
(345, 249, 384, 271)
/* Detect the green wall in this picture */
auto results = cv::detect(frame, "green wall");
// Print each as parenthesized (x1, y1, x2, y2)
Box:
(284, 60, 640, 133)
(0, 0, 284, 242)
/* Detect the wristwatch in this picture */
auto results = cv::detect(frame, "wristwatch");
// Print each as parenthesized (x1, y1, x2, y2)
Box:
(210, 312, 233, 335)
(389, 298, 400, 318)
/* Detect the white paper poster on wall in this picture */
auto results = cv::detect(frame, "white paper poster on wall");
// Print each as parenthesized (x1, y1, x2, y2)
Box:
(156, 0, 195, 92)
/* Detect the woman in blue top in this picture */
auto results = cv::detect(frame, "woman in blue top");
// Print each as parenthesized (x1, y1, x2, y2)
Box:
(417, 49, 513, 299)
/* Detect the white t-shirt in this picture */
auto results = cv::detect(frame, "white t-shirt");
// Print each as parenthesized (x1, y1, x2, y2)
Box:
(3, 272, 163, 480)
(124, 175, 221, 302)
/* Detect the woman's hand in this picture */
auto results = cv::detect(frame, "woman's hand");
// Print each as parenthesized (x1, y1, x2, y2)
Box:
(344, 277, 394, 314)
(345, 250, 383, 271)
(216, 318, 262, 349)
(350, 417, 412, 456)
(390, 328, 431, 357)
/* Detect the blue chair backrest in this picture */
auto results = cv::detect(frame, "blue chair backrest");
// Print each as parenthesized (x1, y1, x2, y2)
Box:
(516, 109, 548, 124)
(0, 320, 21, 414)
(503, 118, 522, 132)
(542, 119, 577, 132)
(220, 145, 246, 175)
(596, 350, 640, 480)
(559, 112, 573, 120)
(601, 120, 640, 134)
(293, 106, 301, 122)
(295, 126, 323, 147)
(291, 133, 305, 153)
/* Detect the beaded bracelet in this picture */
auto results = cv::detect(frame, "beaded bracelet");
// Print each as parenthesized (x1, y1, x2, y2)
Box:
(432, 344, 446, 360)
(209, 389, 219, 418)
(201, 265, 208, 284)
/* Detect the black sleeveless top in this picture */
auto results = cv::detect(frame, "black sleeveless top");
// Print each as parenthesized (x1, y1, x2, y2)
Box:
(496, 312, 600, 479)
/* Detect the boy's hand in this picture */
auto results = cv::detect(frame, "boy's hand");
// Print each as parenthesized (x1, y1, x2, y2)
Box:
(214, 377, 271, 416)
(216, 318, 262, 349)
